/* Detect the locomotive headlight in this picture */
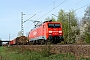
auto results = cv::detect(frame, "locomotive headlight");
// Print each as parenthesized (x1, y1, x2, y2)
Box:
(49, 31, 52, 33)
(59, 31, 62, 33)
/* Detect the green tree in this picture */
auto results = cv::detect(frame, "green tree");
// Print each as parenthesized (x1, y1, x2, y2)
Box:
(57, 9, 78, 43)
(57, 9, 68, 43)
(68, 11, 78, 43)
(81, 6, 90, 43)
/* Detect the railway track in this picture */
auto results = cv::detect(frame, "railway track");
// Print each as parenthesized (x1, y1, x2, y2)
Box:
(12, 44, 90, 57)
(12, 44, 90, 48)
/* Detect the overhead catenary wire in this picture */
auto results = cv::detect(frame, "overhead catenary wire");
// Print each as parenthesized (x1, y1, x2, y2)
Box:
(24, 0, 58, 30)
(33, 0, 67, 26)
(37, 0, 84, 20)
(25, 0, 83, 30)
(23, 14, 36, 23)
(65, 0, 83, 9)
(75, 3, 90, 11)
(37, 0, 67, 21)
(37, 0, 57, 14)
(34, 0, 57, 20)
(24, 0, 90, 31)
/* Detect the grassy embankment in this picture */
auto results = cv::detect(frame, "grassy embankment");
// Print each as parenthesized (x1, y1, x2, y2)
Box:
(0, 46, 90, 60)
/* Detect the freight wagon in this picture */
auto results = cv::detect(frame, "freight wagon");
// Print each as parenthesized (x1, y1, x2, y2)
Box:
(9, 36, 28, 45)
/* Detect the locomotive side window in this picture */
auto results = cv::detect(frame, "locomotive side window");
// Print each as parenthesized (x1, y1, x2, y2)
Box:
(48, 24, 61, 28)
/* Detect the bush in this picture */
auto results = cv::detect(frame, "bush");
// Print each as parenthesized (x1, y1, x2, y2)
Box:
(40, 45, 51, 57)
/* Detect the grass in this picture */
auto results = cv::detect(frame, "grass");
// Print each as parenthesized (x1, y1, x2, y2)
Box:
(0, 46, 90, 60)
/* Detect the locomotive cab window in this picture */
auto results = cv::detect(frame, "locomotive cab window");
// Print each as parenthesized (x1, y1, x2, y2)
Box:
(48, 24, 54, 28)
(48, 24, 61, 28)
(55, 24, 61, 28)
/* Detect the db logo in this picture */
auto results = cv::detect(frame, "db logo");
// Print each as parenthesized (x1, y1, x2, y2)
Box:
(33, 31, 37, 36)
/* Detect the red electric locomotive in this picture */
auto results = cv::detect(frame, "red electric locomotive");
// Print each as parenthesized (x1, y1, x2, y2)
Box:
(28, 20, 64, 44)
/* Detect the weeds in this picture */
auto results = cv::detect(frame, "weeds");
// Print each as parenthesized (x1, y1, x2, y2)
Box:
(0, 46, 90, 60)
(40, 45, 51, 57)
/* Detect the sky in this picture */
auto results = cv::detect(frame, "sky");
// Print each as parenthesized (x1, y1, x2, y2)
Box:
(0, 0, 90, 41)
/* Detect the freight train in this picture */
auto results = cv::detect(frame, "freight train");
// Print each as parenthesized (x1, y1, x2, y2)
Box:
(9, 20, 64, 45)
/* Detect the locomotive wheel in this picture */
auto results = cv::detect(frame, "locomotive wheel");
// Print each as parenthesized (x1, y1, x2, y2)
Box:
(45, 40, 48, 45)
(29, 41, 33, 45)
(33, 40, 36, 45)
(45, 40, 52, 45)
(40, 40, 45, 45)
